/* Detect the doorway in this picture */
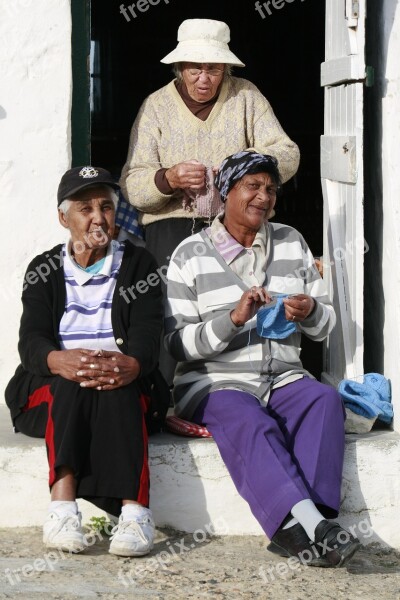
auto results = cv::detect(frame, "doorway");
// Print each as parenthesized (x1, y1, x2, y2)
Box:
(90, 0, 325, 375)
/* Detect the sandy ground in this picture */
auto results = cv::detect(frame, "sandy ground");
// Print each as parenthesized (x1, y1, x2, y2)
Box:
(0, 527, 400, 599)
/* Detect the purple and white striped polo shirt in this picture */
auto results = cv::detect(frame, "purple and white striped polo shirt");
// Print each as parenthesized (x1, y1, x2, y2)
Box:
(59, 240, 125, 352)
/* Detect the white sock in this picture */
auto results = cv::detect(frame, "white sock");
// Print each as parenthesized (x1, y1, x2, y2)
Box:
(290, 499, 325, 541)
(282, 517, 299, 530)
(121, 504, 150, 521)
(48, 500, 78, 517)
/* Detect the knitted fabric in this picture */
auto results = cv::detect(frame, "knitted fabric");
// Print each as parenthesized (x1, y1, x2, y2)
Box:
(182, 167, 224, 218)
(338, 373, 393, 424)
(256, 295, 297, 340)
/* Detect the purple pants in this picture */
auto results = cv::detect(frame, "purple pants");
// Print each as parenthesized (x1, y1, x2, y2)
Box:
(192, 378, 345, 538)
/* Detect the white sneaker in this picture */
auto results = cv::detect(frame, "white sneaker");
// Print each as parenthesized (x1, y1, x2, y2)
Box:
(109, 511, 155, 557)
(43, 511, 87, 553)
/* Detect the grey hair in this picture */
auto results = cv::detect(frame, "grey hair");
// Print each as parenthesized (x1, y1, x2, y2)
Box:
(172, 63, 233, 81)
(58, 185, 119, 215)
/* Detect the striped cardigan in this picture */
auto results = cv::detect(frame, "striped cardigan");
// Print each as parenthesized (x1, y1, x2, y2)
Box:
(164, 222, 336, 419)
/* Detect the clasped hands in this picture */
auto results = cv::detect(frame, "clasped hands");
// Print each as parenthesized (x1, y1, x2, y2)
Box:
(47, 349, 141, 391)
(230, 286, 315, 327)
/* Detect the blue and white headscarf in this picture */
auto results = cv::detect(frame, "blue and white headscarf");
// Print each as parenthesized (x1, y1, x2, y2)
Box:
(214, 151, 281, 202)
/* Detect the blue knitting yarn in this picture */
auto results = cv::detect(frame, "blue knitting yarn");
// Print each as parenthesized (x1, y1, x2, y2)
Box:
(256, 295, 297, 340)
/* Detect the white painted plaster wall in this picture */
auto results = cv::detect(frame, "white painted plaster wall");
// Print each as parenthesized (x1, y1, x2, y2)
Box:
(381, 0, 400, 432)
(0, 0, 72, 400)
(1, 428, 399, 547)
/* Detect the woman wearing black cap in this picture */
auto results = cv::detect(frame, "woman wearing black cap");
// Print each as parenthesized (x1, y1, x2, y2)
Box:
(5, 166, 165, 557)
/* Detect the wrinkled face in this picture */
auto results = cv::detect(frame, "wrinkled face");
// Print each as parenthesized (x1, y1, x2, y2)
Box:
(224, 173, 278, 232)
(58, 185, 115, 253)
(181, 62, 225, 102)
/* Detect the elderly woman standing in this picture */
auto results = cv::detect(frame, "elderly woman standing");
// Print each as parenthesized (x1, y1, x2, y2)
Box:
(5, 167, 163, 557)
(165, 151, 361, 567)
(120, 18, 300, 382)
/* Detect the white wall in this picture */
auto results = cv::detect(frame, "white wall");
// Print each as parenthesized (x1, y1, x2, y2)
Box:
(381, 0, 400, 432)
(0, 0, 72, 400)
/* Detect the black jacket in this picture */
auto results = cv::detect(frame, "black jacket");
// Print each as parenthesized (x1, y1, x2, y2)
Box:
(5, 241, 164, 420)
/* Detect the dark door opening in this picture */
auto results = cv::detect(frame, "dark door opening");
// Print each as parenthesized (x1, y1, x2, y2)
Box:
(90, 0, 325, 376)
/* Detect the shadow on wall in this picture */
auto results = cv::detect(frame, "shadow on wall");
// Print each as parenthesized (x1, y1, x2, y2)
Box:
(0, 106, 6, 119)
(149, 434, 265, 537)
(149, 436, 212, 534)
(340, 428, 400, 563)
(324, 217, 365, 384)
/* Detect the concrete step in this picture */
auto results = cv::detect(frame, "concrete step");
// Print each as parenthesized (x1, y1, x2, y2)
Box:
(1, 405, 399, 547)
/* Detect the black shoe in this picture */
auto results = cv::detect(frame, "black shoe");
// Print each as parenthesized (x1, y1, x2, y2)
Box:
(313, 520, 361, 567)
(267, 523, 331, 567)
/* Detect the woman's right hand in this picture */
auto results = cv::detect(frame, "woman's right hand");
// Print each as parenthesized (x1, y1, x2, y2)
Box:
(230, 287, 272, 327)
(47, 349, 96, 384)
(165, 160, 206, 190)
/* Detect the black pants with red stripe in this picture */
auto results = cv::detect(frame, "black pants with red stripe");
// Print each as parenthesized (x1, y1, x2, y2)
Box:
(14, 375, 149, 517)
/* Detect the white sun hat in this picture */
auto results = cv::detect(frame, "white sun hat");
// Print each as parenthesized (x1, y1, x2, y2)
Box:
(160, 19, 245, 67)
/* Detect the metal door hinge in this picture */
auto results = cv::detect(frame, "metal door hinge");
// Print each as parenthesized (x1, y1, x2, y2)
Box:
(346, 0, 359, 27)
(351, 1, 359, 18)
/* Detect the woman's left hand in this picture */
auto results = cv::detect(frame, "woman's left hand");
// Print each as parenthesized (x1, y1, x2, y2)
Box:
(76, 350, 141, 391)
(283, 294, 315, 323)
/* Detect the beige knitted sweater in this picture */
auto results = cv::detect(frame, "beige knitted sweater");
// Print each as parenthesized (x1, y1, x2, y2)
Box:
(120, 77, 300, 226)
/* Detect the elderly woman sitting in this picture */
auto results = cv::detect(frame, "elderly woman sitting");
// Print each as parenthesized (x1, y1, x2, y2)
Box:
(5, 166, 163, 557)
(165, 151, 361, 567)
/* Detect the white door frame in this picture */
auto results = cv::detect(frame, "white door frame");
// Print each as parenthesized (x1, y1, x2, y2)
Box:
(321, 0, 366, 385)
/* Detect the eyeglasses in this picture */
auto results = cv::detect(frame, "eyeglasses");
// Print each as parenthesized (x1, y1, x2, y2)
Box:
(186, 67, 224, 78)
